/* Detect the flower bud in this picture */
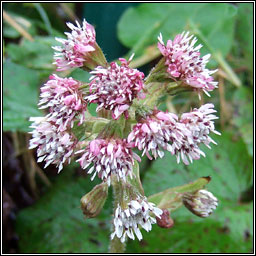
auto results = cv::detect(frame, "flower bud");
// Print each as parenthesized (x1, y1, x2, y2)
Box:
(80, 182, 108, 218)
(182, 189, 218, 218)
(156, 209, 174, 228)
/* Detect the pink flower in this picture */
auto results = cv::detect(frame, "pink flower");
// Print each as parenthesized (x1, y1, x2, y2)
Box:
(174, 103, 221, 165)
(158, 32, 218, 97)
(128, 110, 184, 160)
(29, 117, 77, 172)
(39, 74, 87, 132)
(86, 56, 145, 120)
(53, 19, 96, 71)
(76, 138, 141, 185)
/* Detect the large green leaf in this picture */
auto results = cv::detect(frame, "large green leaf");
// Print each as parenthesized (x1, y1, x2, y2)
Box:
(118, 3, 237, 67)
(236, 3, 253, 74)
(3, 61, 42, 132)
(16, 168, 111, 253)
(3, 22, 21, 39)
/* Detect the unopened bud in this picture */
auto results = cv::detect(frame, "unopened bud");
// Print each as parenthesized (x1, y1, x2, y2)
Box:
(80, 182, 108, 218)
(182, 189, 218, 218)
(156, 209, 174, 228)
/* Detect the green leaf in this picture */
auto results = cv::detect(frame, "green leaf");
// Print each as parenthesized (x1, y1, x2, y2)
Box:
(118, 3, 237, 67)
(236, 3, 253, 73)
(6, 36, 57, 70)
(3, 22, 21, 38)
(3, 61, 42, 132)
(16, 169, 111, 253)
(142, 150, 192, 196)
(33, 3, 53, 35)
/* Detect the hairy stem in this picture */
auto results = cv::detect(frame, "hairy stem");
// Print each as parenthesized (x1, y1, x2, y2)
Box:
(109, 235, 126, 253)
(108, 179, 126, 253)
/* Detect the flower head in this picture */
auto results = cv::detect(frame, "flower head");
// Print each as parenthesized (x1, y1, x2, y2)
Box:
(158, 32, 218, 97)
(77, 138, 141, 185)
(111, 198, 162, 243)
(86, 57, 145, 120)
(128, 109, 183, 160)
(174, 103, 221, 165)
(182, 189, 218, 217)
(38, 74, 87, 132)
(29, 117, 77, 172)
(53, 19, 96, 71)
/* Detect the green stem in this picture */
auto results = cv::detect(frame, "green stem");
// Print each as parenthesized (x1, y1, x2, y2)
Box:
(145, 58, 166, 84)
(109, 235, 126, 253)
(214, 51, 241, 87)
(108, 179, 126, 253)
(129, 45, 161, 69)
(34, 3, 53, 35)
(142, 81, 178, 107)
(79, 83, 89, 90)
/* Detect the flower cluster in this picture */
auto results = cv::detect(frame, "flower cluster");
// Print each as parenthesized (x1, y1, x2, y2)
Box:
(77, 138, 141, 185)
(158, 31, 218, 97)
(176, 103, 221, 165)
(39, 74, 87, 131)
(111, 198, 163, 243)
(29, 18, 220, 246)
(128, 110, 183, 160)
(29, 117, 77, 172)
(129, 104, 220, 165)
(29, 74, 86, 172)
(86, 57, 145, 119)
(53, 20, 96, 71)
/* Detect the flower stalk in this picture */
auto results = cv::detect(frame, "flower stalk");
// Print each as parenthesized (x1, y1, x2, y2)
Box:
(109, 177, 127, 253)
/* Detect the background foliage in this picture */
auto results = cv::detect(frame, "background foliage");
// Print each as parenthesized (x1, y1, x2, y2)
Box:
(3, 3, 253, 253)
